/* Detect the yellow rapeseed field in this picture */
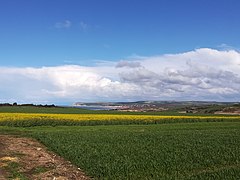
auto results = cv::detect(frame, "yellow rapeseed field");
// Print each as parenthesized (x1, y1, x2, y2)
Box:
(0, 113, 239, 122)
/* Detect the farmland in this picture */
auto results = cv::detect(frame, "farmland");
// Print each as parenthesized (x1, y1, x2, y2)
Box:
(0, 112, 240, 127)
(0, 106, 240, 179)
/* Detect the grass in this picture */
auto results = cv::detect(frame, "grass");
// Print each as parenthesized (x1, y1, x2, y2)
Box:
(1, 122, 239, 179)
(31, 166, 53, 175)
(3, 161, 28, 180)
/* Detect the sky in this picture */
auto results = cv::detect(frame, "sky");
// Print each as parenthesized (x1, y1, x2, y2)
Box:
(0, 0, 240, 104)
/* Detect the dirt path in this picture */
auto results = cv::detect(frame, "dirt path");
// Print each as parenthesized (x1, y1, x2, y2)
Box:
(0, 135, 90, 180)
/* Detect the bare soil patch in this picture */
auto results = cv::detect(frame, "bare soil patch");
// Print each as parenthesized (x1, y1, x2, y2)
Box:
(0, 135, 89, 180)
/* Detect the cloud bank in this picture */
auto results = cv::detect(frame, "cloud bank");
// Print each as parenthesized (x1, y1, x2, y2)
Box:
(1, 48, 240, 104)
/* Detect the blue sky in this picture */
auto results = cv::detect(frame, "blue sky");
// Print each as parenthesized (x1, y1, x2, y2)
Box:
(1, 0, 240, 67)
(1, 0, 240, 104)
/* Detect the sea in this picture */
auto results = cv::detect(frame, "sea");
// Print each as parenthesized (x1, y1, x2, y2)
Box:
(72, 105, 116, 111)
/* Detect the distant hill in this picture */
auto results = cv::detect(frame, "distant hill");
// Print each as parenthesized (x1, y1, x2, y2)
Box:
(74, 101, 240, 114)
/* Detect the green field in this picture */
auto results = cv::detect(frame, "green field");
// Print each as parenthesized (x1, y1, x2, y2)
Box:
(1, 122, 240, 179)
(0, 106, 240, 179)
(0, 105, 236, 116)
(0, 106, 95, 114)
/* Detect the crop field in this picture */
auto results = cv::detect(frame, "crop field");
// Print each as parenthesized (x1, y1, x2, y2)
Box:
(0, 122, 240, 179)
(0, 107, 240, 179)
(0, 105, 237, 116)
(0, 112, 240, 127)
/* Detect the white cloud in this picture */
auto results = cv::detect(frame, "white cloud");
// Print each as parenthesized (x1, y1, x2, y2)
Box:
(1, 48, 240, 104)
(218, 43, 239, 51)
(79, 21, 88, 31)
(55, 20, 72, 29)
